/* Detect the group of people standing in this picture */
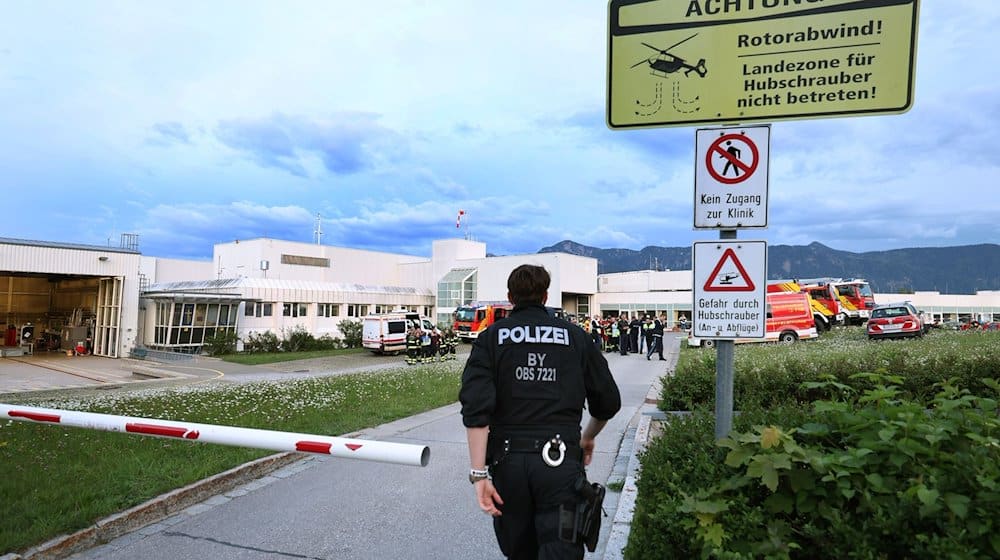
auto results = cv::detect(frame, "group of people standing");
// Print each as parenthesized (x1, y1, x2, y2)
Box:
(576, 314, 674, 361)
(404, 325, 458, 364)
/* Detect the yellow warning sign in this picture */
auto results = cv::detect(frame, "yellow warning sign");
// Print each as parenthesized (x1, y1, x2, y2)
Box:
(607, 0, 920, 129)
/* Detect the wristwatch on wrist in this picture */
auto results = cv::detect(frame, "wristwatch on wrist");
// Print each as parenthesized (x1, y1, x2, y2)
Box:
(469, 468, 489, 484)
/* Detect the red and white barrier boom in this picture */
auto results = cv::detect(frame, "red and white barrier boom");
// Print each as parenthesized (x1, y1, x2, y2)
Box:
(1, 404, 429, 467)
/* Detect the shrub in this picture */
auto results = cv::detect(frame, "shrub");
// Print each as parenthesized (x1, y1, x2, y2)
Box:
(202, 329, 238, 356)
(313, 334, 343, 350)
(281, 325, 315, 352)
(243, 330, 280, 354)
(662, 328, 1000, 410)
(338, 319, 362, 348)
(628, 376, 1000, 559)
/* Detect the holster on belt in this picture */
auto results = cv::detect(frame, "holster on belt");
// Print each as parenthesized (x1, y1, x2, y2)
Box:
(559, 474, 606, 552)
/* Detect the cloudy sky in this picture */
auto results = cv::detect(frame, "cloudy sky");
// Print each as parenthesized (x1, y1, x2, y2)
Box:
(1, 1, 996, 261)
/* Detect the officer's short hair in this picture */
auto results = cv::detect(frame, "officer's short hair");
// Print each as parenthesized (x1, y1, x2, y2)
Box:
(507, 264, 550, 306)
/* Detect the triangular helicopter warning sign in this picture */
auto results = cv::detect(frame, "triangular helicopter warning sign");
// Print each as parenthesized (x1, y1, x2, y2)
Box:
(703, 248, 756, 292)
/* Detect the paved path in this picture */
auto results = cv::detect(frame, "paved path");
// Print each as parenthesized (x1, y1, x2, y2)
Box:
(11, 339, 681, 560)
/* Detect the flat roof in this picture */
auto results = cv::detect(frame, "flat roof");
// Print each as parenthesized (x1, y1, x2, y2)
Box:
(0, 237, 140, 255)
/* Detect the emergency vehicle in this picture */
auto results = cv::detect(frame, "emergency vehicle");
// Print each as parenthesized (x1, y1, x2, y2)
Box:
(688, 292, 818, 348)
(829, 279, 877, 325)
(453, 301, 513, 341)
(362, 310, 435, 354)
(767, 279, 845, 331)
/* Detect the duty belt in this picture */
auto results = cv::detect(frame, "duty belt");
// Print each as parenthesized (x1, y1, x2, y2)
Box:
(495, 435, 583, 467)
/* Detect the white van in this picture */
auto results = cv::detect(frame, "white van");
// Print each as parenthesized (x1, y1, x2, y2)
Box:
(362, 311, 435, 354)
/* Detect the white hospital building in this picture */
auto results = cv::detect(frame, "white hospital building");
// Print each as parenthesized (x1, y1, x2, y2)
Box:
(1, 236, 998, 358)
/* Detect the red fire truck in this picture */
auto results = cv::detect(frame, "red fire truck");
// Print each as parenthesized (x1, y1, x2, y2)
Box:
(688, 292, 818, 348)
(453, 301, 513, 341)
(767, 279, 845, 331)
(829, 279, 877, 325)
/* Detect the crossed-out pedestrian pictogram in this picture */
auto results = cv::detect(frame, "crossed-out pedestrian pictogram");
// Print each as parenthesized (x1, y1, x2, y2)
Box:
(706, 133, 759, 185)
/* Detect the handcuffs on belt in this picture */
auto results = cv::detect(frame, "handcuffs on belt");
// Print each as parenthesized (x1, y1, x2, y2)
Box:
(542, 434, 566, 467)
(495, 434, 567, 468)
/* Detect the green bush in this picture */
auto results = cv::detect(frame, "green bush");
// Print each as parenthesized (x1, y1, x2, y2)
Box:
(201, 329, 238, 356)
(338, 319, 362, 349)
(662, 329, 1000, 410)
(313, 334, 343, 350)
(281, 325, 315, 352)
(243, 330, 280, 354)
(628, 376, 1000, 559)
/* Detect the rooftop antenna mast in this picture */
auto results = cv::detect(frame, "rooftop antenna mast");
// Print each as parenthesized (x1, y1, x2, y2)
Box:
(314, 213, 323, 245)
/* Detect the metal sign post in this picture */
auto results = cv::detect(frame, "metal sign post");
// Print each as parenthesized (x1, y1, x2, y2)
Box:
(716, 230, 736, 439)
(691, 122, 770, 440)
(693, 237, 767, 439)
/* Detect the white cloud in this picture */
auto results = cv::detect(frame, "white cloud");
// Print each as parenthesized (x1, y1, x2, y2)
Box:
(0, 0, 997, 259)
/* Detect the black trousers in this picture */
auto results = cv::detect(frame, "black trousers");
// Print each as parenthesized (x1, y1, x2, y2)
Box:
(647, 335, 663, 359)
(490, 450, 585, 560)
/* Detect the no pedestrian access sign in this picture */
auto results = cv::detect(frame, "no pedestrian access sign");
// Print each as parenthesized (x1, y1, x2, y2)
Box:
(607, 0, 920, 128)
(695, 125, 769, 229)
(693, 241, 767, 339)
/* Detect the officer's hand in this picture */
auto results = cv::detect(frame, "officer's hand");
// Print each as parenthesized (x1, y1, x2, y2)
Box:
(581, 437, 596, 466)
(475, 479, 503, 517)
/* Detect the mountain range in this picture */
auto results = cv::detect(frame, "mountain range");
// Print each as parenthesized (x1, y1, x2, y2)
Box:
(537, 241, 1000, 295)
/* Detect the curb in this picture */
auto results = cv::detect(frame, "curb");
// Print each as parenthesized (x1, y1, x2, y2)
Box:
(600, 337, 676, 559)
(603, 411, 653, 559)
(11, 452, 303, 560)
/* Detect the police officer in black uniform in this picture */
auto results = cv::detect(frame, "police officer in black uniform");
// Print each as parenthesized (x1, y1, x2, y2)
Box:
(460, 264, 621, 559)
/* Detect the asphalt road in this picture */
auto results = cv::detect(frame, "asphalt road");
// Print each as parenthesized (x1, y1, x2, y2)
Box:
(63, 342, 673, 560)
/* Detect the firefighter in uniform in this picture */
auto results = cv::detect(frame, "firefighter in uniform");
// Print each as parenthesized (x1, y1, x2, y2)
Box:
(420, 328, 433, 363)
(446, 329, 459, 360)
(460, 264, 621, 559)
(405, 326, 421, 365)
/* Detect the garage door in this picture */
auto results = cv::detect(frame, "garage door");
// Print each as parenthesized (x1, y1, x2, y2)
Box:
(94, 277, 122, 358)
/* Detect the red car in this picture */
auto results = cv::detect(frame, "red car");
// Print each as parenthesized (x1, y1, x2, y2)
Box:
(867, 303, 924, 340)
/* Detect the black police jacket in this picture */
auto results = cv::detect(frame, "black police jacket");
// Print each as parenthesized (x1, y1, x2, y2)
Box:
(459, 304, 621, 439)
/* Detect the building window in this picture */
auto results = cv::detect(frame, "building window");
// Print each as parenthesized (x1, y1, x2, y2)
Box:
(152, 301, 239, 352)
(318, 303, 339, 317)
(280, 254, 330, 267)
(577, 296, 590, 316)
(246, 302, 273, 317)
(283, 302, 308, 317)
(347, 304, 368, 317)
(438, 268, 477, 308)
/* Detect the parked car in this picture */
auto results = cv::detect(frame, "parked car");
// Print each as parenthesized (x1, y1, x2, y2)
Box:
(867, 302, 924, 340)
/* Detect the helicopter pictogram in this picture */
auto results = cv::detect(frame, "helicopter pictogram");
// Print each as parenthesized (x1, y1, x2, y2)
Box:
(718, 272, 740, 285)
(631, 33, 707, 78)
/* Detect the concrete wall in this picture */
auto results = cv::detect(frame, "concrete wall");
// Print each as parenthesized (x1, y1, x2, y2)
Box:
(213, 238, 428, 285)
(598, 270, 693, 293)
(454, 252, 596, 306)
(147, 257, 214, 283)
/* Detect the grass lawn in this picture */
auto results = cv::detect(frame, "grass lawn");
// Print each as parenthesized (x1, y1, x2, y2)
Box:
(0, 360, 462, 555)
(218, 347, 368, 365)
